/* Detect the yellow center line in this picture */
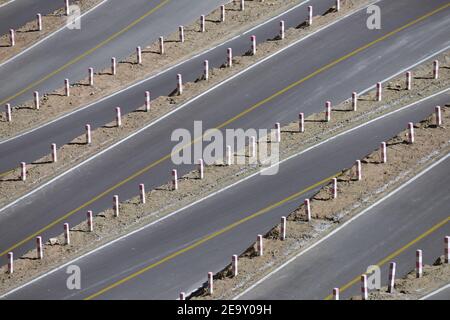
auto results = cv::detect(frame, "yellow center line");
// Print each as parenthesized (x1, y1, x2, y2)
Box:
(324, 216, 450, 300)
(1, 2, 449, 258)
(84, 173, 337, 300)
(0, 0, 171, 106)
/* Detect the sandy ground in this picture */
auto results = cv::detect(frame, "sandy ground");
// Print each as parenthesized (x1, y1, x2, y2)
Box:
(0, 0, 370, 140)
(0, 0, 101, 64)
(189, 109, 450, 300)
(0, 64, 448, 294)
(357, 256, 450, 300)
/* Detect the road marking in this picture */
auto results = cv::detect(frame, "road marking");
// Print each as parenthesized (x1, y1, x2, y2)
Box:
(233, 153, 450, 300)
(0, 0, 171, 106)
(324, 216, 450, 300)
(83, 173, 337, 300)
(419, 282, 450, 300)
(0, 2, 448, 258)
(2, 89, 448, 299)
(0, 0, 16, 9)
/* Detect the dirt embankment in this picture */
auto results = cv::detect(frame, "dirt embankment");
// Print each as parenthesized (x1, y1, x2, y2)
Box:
(0, 64, 449, 295)
(0, 0, 102, 64)
(189, 109, 450, 300)
(0, 0, 369, 140)
(0, 0, 437, 209)
(360, 256, 450, 300)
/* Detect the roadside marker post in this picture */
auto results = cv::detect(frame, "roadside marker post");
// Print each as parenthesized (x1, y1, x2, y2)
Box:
(5, 103, 12, 122)
(200, 15, 206, 33)
(113, 195, 119, 217)
(332, 178, 338, 199)
(9, 29, 15, 47)
(7, 252, 13, 274)
(305, 198, 311, 221)
(406, 71, 412, 90)
(408, 122, 414, 144)
(116, 107, 122, 127)
(36, 236, 43, 260)
(308, 6, 313, 26)
(257, 235, 263, 256)
(280, 216, 286, 240)
(172, 169, 178, 190)
(336, 0, 341, 12)
(88, 67, 94, 86)
(325, 101, 331, 122)
(280, 20, 285, 40)
(251, 35, 256, 55)
(20, 162, 26, 181)
(220, 5, 225, 22)
(34, 91, 40, 110)
(51, 143, 57, 163)
(64, 223, 70, 245)
(159, 36, 164, 55)
(64, 79, 70, 97)
(87, 210, 94, 232)
(179, 26, 185, 43)
(145, 91, 151, 112)
(226, 145, 232, 166)
(445, 236, 449, 264)
(240, 0, 245, 11)
(299, 113, 305, 132)
(387, 262, 396, 293)
(37, 14, 43, 31)
(352, 92, 358, 111)
(139, 183, 146, 204)
(433, 60, 439, 79)
(416, 249, 422, 278)
(65, 0, 70, 16)
(249, 136, 256, 158)
(136, 46, 142, 64)
(179, 292, 186, 300)
(111, 57, 117, 75)
(361, 274, 368, 300)
(208, 272, 214, 295)
(85, 124, 92, 144)
(177, 74, 183, 95)
(381, 141, 387, 164)
(274, 122, 281, 143)
(333, 288, 339, 300)
(376, 82, 382, 101)
(204, 60, 209, 81)
(198, 159, 204, 179)
(227, 48, 233, 68)
(355, 160, 362, 181)
(435, 106, 442, 127)
(232, 255, 238, 277)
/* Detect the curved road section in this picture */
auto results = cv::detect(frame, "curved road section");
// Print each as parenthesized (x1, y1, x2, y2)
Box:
(0, 0, 449, 261)
(2, 91, 448, 299)
(238, 154, 450, 300)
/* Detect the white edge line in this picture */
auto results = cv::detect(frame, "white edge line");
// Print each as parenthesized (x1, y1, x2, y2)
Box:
(233, 153, 450, 300)
(0, 0, 15, 10)
(0, 0, 109, 69)
(2, 85, 448, 299)
(0, 0, 312, 144)
(419, 282, 450, 300)
(0, 0, 385, 215)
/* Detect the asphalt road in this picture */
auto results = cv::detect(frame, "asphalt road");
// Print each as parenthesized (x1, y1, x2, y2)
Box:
(0, 0, 229, 107)
(0, 0, 64, 36)
(239, 155, 450, 300)
(3, 90, 448, 300)
(424, 284, 450, 300)
(0, 0, 336, 172)
(0, 0, 449, 262)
